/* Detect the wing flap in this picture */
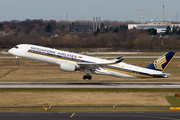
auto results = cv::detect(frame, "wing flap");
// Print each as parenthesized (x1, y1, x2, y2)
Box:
(77, 56, 124, 70)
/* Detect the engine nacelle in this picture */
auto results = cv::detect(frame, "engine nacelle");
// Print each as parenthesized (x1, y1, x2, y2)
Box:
(60, 61, 76, 72)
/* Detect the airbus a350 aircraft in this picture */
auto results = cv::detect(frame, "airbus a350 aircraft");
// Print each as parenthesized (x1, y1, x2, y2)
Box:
(8, 44, 176, 80)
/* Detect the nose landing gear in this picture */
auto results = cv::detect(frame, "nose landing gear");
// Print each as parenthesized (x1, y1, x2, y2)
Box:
(16, 56, 19, 65)
(83, 74, 92, 80)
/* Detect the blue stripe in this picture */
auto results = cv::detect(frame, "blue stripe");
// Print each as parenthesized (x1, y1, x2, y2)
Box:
(106, 65, 151, 77)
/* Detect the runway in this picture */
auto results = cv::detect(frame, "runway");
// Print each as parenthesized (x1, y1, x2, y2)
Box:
(0, 82, 180, 88)
(0, 112, 180, 120)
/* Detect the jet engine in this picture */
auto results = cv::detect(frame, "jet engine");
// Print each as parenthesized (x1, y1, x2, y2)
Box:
(60, 61, 76, 72)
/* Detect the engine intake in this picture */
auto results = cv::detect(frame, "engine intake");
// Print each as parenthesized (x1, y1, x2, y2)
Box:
(60, 61, 76, 72)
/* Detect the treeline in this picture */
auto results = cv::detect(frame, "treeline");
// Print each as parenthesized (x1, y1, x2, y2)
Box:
(0, 19, 180, 51)
(0, 19, 136, 33)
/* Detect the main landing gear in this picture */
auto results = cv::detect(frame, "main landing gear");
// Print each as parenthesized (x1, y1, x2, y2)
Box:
(83, 74, 92, 80)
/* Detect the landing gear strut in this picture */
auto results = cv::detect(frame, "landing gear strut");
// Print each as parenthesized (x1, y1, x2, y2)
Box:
(16, 57, 19, 65)
(83, 74, 92, 80)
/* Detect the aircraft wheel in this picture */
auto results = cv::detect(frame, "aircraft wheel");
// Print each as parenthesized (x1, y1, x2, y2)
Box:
(88, 75, 92, 80)
(83, 75, 86, 80)
(83, 75, 92, 80)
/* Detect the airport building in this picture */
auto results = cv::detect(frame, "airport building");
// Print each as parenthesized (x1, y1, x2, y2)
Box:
(69, 26, 92, 32)
(128, 22, 180, 34)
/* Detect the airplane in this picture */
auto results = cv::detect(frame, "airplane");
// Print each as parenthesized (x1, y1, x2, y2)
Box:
(8, 44, 176, 80)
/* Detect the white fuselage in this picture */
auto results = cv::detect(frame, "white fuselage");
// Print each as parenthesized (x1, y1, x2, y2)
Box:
(8, 44, 162, 79)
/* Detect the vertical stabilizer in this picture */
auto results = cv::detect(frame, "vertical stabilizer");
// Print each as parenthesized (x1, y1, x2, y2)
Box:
(146, 51, 176, 72)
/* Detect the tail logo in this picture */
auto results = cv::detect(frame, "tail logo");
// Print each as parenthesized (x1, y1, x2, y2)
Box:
(153, 56, 167, 70)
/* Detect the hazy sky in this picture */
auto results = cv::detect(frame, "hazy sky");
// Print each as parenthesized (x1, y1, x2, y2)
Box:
(1, 0, 180, 22)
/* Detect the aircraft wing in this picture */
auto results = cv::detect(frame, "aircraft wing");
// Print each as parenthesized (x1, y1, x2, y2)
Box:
(77, 56, 124, 70)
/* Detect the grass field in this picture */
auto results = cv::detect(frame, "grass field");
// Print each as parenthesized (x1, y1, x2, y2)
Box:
(0, 88, 180, 112)
(0, 52, 180, 112)
(0, 88, 179, 107)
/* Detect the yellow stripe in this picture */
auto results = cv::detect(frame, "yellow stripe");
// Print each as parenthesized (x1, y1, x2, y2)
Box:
(105, 67, 153, 78)
(70, 113, 75, 118)
(162, 52, 177, 72)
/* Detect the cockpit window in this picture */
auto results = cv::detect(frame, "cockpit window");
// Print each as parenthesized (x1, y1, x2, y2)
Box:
(14, 46, 19, 49)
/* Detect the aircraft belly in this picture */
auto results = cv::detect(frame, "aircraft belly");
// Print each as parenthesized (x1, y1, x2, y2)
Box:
(94, 68, 138, 78)
(108, 70, 138, 78)
(95, 68, 111, 75)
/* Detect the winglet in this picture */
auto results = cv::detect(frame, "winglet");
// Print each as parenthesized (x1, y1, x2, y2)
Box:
(146, 51, 176, 72)
(115, 56, 123, 60)
(111, 56, 124, 63)
(112, 56, 123, 61)
(115, 58, 124, 63)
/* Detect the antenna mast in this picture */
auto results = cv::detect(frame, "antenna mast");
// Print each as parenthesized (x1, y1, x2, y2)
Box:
(163, 5, 165, 21)
(53, 11, 55, 20)
(140, 8, 143, 24)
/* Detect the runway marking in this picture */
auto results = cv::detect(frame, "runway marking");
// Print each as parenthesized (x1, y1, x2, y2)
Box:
(70, 113, 75, 118)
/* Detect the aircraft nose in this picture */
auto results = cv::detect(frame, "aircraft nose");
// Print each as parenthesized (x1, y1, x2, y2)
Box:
(8, 49, 13, 54)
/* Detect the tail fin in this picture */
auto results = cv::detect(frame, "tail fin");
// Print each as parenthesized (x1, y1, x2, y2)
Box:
(146, 51, 176, 72)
